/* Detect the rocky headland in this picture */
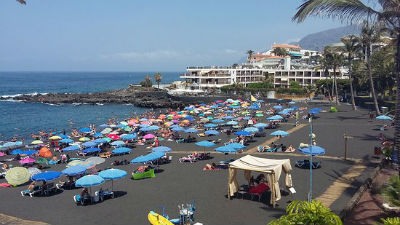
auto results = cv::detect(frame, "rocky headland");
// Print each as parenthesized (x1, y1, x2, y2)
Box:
(1, 85, 186, 108)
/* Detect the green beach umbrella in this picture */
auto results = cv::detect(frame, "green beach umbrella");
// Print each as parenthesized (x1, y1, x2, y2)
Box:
(5, 167, 30, 186)
(36, 157, 48, 165)
(255, 113, 264, 117)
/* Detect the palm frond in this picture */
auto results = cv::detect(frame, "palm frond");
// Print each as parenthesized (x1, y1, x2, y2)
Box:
(293, 0, 380, 24)
(16, 0, 26, 4)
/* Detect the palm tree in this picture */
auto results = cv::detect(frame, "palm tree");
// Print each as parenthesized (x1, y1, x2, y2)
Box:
(324, 47, 344, 105)
(268, 200, 343, 225)
(154, 72, 162, 89)
(272, 47, 288, 57)
(292, 0, 400, 174)
(360, 21, 383, 115)
(246, 50, 254, 63)
(341, 35, 362, 110)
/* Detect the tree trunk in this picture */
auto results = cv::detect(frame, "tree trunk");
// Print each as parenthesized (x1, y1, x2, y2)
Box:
(334, 67, 339, 105)
(348, 55, 357, 110)
(367, 45, 381, 115)
(395, 32, 400, 175)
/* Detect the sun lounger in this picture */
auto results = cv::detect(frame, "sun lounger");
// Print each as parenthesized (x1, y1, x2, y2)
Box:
(295, 159, 321, 169)
(21, 186, 42, 197)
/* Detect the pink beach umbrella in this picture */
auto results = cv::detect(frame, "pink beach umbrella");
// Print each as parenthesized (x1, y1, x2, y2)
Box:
(0, 152, 6, 157)
(143, 134, 156, 139)
(19, 157, 35, 165)
(107, 134, 120, 140)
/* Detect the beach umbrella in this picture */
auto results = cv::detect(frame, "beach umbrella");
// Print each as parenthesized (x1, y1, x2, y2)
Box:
(255, 113, 264, 117)
(376, 115, 393, 121)
(5, 167, 30, 186)
(212, 119, 225, 124)
(31, 140, 43, 145)
(121, 133, 137, 141)
(35, 157, 49, 165)
(32, 171, 62, 182)
(82, 147, 101, 154)
(223, 116, 234, 120)
(79, 137, 91, 142)
(93, 132, 103, 138)
(112, 147, 132, 155)
(270, 130, 289, 137)
(111, 140, 125, 147)
(215, 146, 239, 154)
(67, 159, 87, 168)
(184, 128, 198, 133)
(267, 115, 284, 121)
(79, 127, 92, 133)
(59, 138, 74, 144)
(19, 157, 36, 165)
(234, 131, 252, 136)
(76, 175, 105, 188)
(82, 141, 98, 148)
(226, 121, 238, 126)
(152, 146, 171, 152)
(39, 147, 52, 158)
(0, 152, 6, 157)
(143, 133, 156, 139)
(195, 140, 216, 148)
(49, 135, 61, 140)
(94, 138, 109, 144)
(85, 156, 105, 165)
(204, 123, 218, 128)
(299, 145, 326, 155)
(62, 165, 87, 176)
(10, 149, 25, 155)
(2, 141, 23, 148)
(273, 105, 283, 110)
(226, 143, 246, 150)
(98, 168, 127, 191)
(254, 123, 268, 128)
(62, 145, 81, 152)
(244, 127, 259, 133)
(130, 151, 164, 164)
(171, 126, 185, 132)
(27, 167, 41, 176)
(205, 130, 220, 136)
(101, 127, 112, 134)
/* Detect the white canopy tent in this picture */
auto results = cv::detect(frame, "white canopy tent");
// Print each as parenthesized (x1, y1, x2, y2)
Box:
(228, 155, 293, 206)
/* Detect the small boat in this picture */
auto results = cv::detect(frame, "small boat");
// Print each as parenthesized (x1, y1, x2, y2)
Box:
(148, 211, 173, 225)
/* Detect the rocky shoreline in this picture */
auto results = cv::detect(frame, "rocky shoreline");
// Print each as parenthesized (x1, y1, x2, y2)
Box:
(0, 85, 186, 108)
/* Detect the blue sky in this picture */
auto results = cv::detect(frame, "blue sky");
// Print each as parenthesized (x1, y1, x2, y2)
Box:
(0, 0, 344, 72)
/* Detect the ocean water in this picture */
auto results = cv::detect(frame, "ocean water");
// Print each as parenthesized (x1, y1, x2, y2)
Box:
(0, 72, 181, 142)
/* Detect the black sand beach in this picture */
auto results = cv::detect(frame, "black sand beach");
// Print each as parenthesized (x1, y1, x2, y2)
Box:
(0, 102, 391, 225)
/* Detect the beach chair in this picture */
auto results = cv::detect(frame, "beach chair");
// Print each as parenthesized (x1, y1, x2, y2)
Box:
(21, 186, 42, 197)
(257, 146, 264, 152)
(179, 155, 197, 163)
(295, 159, 321, 169)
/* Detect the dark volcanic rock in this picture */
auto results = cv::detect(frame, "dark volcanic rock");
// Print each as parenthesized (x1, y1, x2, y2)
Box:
(1, 86, 185, 109)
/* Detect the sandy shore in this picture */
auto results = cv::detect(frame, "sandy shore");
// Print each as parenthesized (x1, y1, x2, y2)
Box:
(0, 102, 391, 225)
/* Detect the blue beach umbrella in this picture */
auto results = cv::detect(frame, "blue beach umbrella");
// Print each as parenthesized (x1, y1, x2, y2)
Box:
(270, 130, 289, 137)
(93, 133, 103, 138)
(10, 149, 25, 155)
(226, 143, 246, 149)
(298, 145, 325, 155)
(205, 130, 220, 136)
(62, 145, 81, 152)
(76, 175, 105, 188)
(184, 128, 198, 133)
(212, 119, 224, 124)
(376, 115, 393, 121)
(82, 147, 101, 154)
(267, 115, 284, 121)
(234, 131, 252, 136)
(273, 105, 283, 110)
(94, 138, 109, 144)
(112, 147, 132, 155)
(31, 171, 62, 182)
(111, 140, 125, 147)
(195, 141, 216, 148)
(82, 141, 97, 148)
(171, 126, 185, 132)
(215, 146, 239, 154)
(79, 127, 92, 133)
(152, 146, 172, 152)
(99, 168, 127, 191)
(59, 138, 74, 144)
(204, 123, 218, 128)
(254, 123, 268, 128)
(62, 165, 87, 176)
(226, 121, 238, 126)
(223, 116, 234, 120)
(244, 127, 259, 133)
(121, 133, 137, 141)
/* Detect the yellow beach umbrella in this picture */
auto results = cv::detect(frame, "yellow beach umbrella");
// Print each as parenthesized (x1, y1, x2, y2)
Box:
(5, 167, 30, 186)
(31, 140, 43, 145)
(79, 137, 90, 142)
(49, 135, 61, 140)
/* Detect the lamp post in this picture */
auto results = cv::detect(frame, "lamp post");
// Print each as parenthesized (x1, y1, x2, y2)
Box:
(308, 116, 313, 202)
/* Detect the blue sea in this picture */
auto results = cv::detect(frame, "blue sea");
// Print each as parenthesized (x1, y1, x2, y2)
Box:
(0, 72, 181, 142)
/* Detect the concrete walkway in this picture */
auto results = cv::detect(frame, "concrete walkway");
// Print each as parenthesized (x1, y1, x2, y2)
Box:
(0, 214, 49, 225)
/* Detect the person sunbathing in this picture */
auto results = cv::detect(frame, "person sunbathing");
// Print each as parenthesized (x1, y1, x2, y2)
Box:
(285, 145, 296, 152)
(203, 163, 219, 171)
(249, 181, 270, 194)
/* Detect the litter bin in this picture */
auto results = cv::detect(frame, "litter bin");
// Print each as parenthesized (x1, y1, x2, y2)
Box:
(381, 107, 388, 114)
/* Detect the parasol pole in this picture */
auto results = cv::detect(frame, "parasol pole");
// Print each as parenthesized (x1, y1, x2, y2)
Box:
(308, 116, 313, 202)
